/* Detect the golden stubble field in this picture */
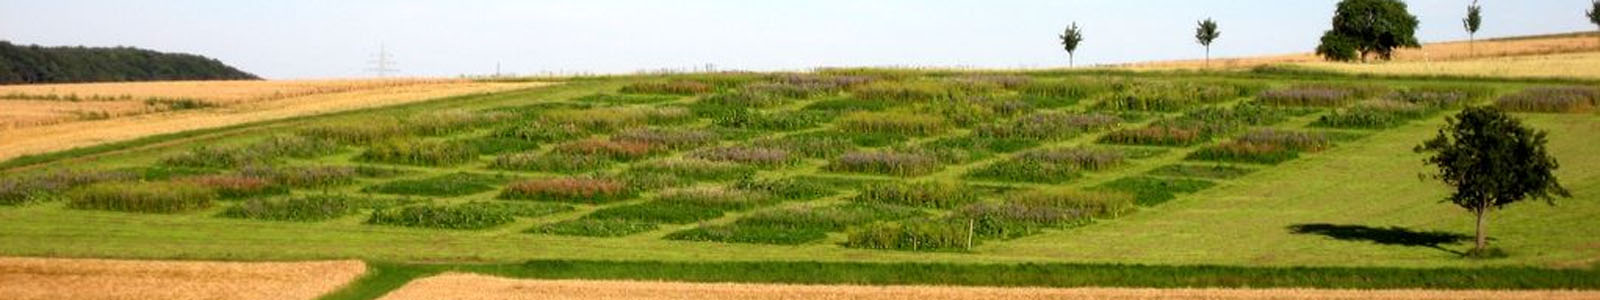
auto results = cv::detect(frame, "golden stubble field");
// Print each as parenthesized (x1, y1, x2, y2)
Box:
(0, 256, 365, 300)
(1121, 31, 1600, 79)
(379, 273, 1600, 300)
(0, 79, 553, 161)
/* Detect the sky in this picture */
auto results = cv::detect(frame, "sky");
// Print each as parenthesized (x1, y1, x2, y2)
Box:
(2, 0, 1594, 79)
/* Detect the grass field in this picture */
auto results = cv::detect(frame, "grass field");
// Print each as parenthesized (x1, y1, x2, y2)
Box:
(0, 68, 1597, 298)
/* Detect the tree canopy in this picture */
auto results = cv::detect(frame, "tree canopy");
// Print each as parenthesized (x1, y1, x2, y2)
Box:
(1058, 23, 1084, 67)
(1195, 18, 1221, 66)
(1414, 106, 1570, 254)
(0, 41, 257, 85)
(1314, 0, 1421, 62)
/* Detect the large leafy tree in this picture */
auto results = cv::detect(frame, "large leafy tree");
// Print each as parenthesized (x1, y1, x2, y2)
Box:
(1058, 23, 1083, 68)
(1195, 18, 1221, 68)
(1315, 0, 1421, 62)
(1414, 107, 1570, 254)
(1462, 0, 1482, 56)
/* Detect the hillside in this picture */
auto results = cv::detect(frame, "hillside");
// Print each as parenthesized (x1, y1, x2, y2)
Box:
(0, 41, 258, 84)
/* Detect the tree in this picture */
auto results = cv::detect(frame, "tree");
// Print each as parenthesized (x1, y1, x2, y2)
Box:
(1195, 18, 1221, 68)
(1589, 1, 1600, 46)
(1462, 0, 1482, 57)
(1414, 107, 1570, 255)
(1058, 23, 1083, 68)
(1315, 0, 1421, 62)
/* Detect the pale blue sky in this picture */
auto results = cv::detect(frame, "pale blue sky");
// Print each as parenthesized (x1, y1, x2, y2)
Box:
(2, 0, 1593, 79)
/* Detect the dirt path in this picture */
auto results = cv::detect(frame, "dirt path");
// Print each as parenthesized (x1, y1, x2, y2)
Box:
(0, 256, 366, 300)
(378, 273, 1600, 300)
(0, 81, 552, 161)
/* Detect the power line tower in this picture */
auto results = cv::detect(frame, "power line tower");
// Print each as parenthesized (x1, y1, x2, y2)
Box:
(366, 43, 399, 77)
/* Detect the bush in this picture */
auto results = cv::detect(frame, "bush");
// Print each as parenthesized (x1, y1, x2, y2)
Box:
(533, 219, 659, 237)
(65, 181, 215, 213)
(836, 112, 950, 136)
(628, 159, 758, 182)
(0, 169, 136, 205)
(491, 152, 615, 174)
(826, 150, 942, 177)
(690, 146, 796, 168)
(852, 181, 980, 209)
(1495, 86, 1599, 113)
(362, 172, 507, 197)
(619, 80, 713, 95)
(1096, 176, 1216, 206)
(499, 177, 635, 204)
(182, 175, 288, 199)
(974, 112, 1119, 141)
(220, 194, 361, 221)
(357, 139, 479, 166)
(844, 219, 975, 251)
(1146, 164, 1258, 180)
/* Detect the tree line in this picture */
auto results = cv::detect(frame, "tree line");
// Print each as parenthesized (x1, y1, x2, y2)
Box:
(0, 41, 258, 85)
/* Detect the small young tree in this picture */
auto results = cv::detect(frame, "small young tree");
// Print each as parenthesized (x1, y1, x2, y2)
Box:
(1059, 23, 1084, 67)
(1414, 107, 1571, 255)
(1195, 18, 1221, 68)
(1462, 0, 1482, 57)
(1315, 0, 1421, 62)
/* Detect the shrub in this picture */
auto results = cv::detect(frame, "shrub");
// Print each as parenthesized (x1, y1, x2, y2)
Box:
(551, 138, 660, 161)
(825, 150, 942, 177)
(574, 93, 680, 105)
(627, 159, 757, 182)
(182, 175, 287, 199)
(367, 204, 513, 230)
(975, 112, 1119, 140)
(732, 177, 837, 200)
(1494, 86, 1600, 113)
(499, 177, 635, 204)
(619, 80, 713, 95)
(844, 219, 975, 251)
(533, 219, 659, 237)
(491, 152, 615, 174)
(1146, 164, 1258, 180)
(836, 112, 950, 136)
(690, 146, 795, 168)
(852, 181, 980, 209)
(357, 139, 479, 166)
(1096, 176, 1216, 206)
(65, 181, 214, 213)
(362, 172, 507, 197)
(220, 194, 361, 221)
(0, 170, 136, 205)
(610, 128, 719, 150)
(751, 134, 855, 159)
(238, 165, 358, 188)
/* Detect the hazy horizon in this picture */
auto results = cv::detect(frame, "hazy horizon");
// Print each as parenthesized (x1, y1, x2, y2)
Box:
(3, 0, 1594, 79)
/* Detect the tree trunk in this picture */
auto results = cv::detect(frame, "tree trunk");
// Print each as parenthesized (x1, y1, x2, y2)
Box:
(1474, 207, 1488, 251)
(1205, 46, 1211, 68)
(1069, 53, 1075, 68)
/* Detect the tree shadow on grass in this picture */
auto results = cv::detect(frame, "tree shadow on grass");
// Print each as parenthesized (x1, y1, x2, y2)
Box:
(1288, 223, 1474, 256)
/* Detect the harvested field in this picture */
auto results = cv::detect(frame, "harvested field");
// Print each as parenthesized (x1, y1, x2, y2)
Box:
(1122, 31, 1600, 78)
(380, 273, 1600, 300)
(0, 80, 551, 160)
(0, 256, 365, 300)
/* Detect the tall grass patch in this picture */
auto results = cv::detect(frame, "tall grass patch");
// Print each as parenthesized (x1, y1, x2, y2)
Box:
(610, 127, 719, 150)
(499, 177, 635, 204)
(966, 147, 1124, 183)
(220, 194, 382, 222)
(1255, 83, 1386, 107)
(1494, 86, 1599, 113)
(712, 109, 831, 131)
(844, 219, 975, 251)
(627, 158, 757, 182)
(362, 172, 508, 197)
(1096, 176, 1216, 206)
(357, 139, 479, 166)
(0, 169, 136, 205)
(691, 146, 796, 168)
(65, 181, 214, 213)
(540, 106, 693, 132)
(182, 175, 288, 199)
(1146, 164, 1258, 180)
(975, 112, 1119, 141)
(550, 138, 661, 162)
(955, 190, 1135, 239)
(237, 165, 358, 188)
(1312, 100, 1431, 129)
(1018, 78, 1115, 108)
(619, 80, 712, 95)
(532, 219, 660, 237)
(836, 111, 951, 136)
(1095, 80, 1256, 111)
(750, 134, 855, 159)
(574, 93, 681, 105)
(1187, 129, 1331, 165)
(732, 177, 838, 200)
(825, 150, 942, 177)
(852, 181, 980, 209)
(490, 152, 615, 174)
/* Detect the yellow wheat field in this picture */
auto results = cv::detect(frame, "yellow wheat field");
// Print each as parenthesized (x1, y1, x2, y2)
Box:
(0, 80, 552, 161)
(1121, 31, 1600, 77)
(0, 256, 365, 300)
(379, 273, 1600, 300)
(0, 78, 472, 128)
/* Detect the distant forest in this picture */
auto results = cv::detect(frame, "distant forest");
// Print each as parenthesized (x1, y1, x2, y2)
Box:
(0, 41, 258, 84)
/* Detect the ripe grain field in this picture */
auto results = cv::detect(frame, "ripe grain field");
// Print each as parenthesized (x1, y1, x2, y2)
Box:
(0, 256, 366, 300)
